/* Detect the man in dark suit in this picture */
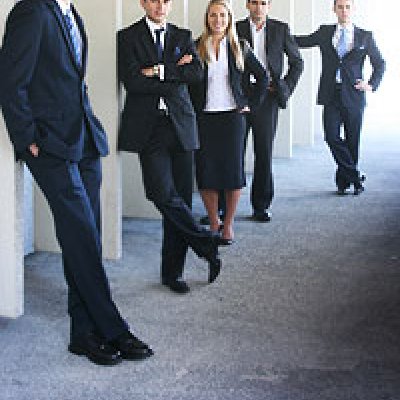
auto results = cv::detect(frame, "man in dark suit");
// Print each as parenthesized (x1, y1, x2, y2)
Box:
(1, 0, 153, 365)
(118, 0, 221, 294)
(295, 0, 385, 195)
(236, 0, 303, 222)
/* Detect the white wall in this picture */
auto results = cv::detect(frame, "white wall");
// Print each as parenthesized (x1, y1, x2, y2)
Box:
(0, 0, 24, 318)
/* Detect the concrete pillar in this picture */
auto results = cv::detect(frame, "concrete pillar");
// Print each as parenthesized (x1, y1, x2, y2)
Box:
(268, 0, 294, 158)
(34, 0, 124, 259)
(292, 0, 315, 146)
(0, 0, 24, 318)
(312, 0, 333, 138)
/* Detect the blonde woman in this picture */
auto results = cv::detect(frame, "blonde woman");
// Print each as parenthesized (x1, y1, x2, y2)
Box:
(190, 0, 269, 245)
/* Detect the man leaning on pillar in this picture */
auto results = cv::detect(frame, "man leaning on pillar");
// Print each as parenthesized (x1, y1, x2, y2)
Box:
(0, 0, 153, 366)
(117, 0, 223, 295)
(295, 0, 385, 195)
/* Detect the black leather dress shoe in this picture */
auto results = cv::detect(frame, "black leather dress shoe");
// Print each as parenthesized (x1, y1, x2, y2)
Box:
(109, 331, 153, 360)
(336, 187, 347, 195)
(353, 183, 365, 195)
(69, 333, 122, 366)
(252, 211, 272, 222)
(162, 278, 190, 294)
(209, 257, 221, 283)
(205, 234, 222, 283)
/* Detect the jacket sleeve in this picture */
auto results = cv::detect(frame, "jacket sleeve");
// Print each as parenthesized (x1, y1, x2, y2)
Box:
(1, 1, 43, 152)
(282, 24, 304, 94)
(243, 42, 269, 111)
(366, 32, 385, 91)
(117, 31, 176, 96)
(164, 31, 204, 84)
(294, 27, 322, 49)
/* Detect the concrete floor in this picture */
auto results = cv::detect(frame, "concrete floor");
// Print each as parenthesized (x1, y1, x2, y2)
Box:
(1, 130, 400, 400)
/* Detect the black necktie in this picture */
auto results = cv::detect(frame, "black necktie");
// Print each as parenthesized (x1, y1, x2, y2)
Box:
(154, 28, 164, 63)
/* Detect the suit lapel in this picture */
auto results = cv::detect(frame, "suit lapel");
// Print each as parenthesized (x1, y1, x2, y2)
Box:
(328, 24, 341, 60)
(164, 24, 174, 63)
(265, 18, 272, 56)
(243, 19, 253, 48)
(45, 0, 83, 74)
(347, 26, 361, 57)
(139, 18, 159, 64)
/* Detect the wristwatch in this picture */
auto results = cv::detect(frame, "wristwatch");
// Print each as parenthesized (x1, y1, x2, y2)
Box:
(153, 64, 159, 77)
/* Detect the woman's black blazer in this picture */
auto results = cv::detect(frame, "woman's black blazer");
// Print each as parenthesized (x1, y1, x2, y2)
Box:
(189, 39, 269, 114)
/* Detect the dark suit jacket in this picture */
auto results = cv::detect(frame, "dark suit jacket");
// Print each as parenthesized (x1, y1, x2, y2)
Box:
(189, 40, 269, 114)
(295, 25, 385, 108)
(0, 0, 108, 161)
(117, 18, 203, 153)
(236, 17, 303, 109)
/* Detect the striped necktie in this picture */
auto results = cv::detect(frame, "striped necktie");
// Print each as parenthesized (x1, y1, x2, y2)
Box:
(64, 8, 82, 66)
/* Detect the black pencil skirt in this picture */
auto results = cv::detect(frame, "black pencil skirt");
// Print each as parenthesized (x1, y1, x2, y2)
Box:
(195, 110, 246, 190)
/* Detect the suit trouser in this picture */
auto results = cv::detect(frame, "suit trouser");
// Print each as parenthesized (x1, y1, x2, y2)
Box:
(138, 116, 215, 281)
(22, 151, 127, 341)
(246, 94, 279, 212)
(323, 87, 364, 187)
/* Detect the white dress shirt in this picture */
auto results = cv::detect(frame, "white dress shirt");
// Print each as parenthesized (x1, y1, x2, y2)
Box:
(332, 23, 354, 53)
(55, 0, 83, 53)
(204, 37, 237, 112)
(249, 18, 267, 70)
(333, 23, 354, 83)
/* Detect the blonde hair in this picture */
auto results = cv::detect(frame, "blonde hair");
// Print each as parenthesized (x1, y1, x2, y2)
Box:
(197, 0, 244, 71)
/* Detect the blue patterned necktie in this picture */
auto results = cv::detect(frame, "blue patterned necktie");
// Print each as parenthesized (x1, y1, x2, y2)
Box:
(154, 28, 164, 63)
(64, 8, 82, 66)
(337, 28, 347, 59)
(336, 28, 347, 82)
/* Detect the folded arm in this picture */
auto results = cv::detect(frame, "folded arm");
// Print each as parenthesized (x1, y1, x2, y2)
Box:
(117, 32, 176, 96)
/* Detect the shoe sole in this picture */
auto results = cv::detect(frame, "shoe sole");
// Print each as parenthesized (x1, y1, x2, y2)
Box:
(120, 349, 154, 361)
(68, 345, 122, 366)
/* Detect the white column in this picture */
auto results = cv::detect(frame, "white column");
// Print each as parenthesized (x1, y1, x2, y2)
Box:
(0, 0, 24, 318)
(292, 0, 315, 146)
(34, 0, 124, 259)
(269, 0, 294, 158)
(312, 0, 334, 138)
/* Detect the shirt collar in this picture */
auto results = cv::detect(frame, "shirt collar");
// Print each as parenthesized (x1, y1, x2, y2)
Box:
(145, 17, 167, 33)
(207, 36, 228, 61)
(336, 23, 354, 34)
(249, 17, 266, 33)
(55, 0, 71, 15)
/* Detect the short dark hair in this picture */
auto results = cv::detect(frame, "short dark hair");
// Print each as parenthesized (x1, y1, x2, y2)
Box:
(247, 0, 271, 4)
(333, 0, 354, 5)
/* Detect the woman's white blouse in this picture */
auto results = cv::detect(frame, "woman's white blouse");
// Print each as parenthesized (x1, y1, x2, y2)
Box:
(204, 37, 237, 112)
